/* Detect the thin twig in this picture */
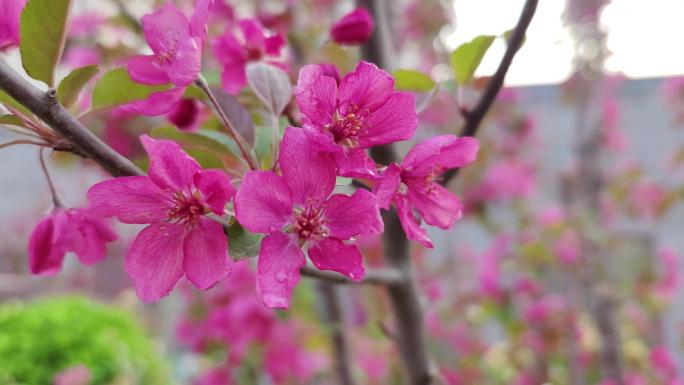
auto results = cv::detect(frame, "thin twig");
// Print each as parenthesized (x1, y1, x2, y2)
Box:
(194, 76, 259, 170)
(300, 264, 403, 286)
(0, 139, 49, 150)
(38, 148, 64, 207)
(442, 0, 539, 185)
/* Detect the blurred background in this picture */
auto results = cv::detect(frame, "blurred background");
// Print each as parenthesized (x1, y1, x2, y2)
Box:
(2, 0, 684, 384)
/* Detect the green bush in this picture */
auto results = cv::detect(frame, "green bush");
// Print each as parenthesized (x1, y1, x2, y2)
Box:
(0, 296, 170, 385)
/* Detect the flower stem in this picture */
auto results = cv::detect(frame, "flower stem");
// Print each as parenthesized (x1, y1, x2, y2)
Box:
(195, 76, 259, 171)
(270, 113, 280, 170)
(38, 148, 64, 208)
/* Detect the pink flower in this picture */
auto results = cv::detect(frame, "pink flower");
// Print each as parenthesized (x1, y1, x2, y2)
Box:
(655, 247, 679, 300)
(264, 322, 327, 384)
(234, 127, 383, 308)
(295, 61, 418, 177)
(213, 19, 286, 94)
(554, 229, 581, 264)
(167, 98, 203, 131)
(195, 367, 233, 385)
(124, 0, 213, 115)
(88, 135, 235, 302)
(53, 365, 91, 385)
(0, 0, 26, 51)
(330, 7, 374, 46)
(28, 207, 117, 276)
(651, 345, 677, 378)
(373, 135, 478, 248)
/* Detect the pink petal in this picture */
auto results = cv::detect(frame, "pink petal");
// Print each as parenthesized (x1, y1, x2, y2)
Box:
(165, 37, 202, 86)
(264, 34, 285, 56)
(373, 163, 401, 210)
(234, 171, 293, 233)
(183, 218, 232, 290)
(402, 135, 479, 174)
(126, 222, 186, 302)
(395, 194, 433, 248)
(127, 55, 170, 85)
(220, 61, 248, 95)
(238, 19, 265, 49)
(142, 4, 191, 58)
(190, 0, 213, 38)
(406, 182, 463, 229)
(140, 134, 201, 191)
(213, 33, 247, 94)
(257, 232, 306, 309)
(87, 176, 171, 224)
(337, 61, 393, 113)
(357, 92, 417, 148)
(330, 7, 374, 46)
(69, 209, 118, 265)
(28, 213, 65, 275)
(193, 169, 235, 215)
(335, 147, 379, 178)
(324, 189, 383, 240)
(279, 127, 336, 205)
(308, 237, 364, 281)
(294, 65, 337, 128)
(120, 86, 185, 116)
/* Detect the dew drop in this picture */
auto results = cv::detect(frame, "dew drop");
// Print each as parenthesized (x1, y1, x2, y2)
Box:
(275, 269, 288, 283)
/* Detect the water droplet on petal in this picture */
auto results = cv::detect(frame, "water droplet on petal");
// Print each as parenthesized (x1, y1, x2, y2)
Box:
(275, 269, 288, 283)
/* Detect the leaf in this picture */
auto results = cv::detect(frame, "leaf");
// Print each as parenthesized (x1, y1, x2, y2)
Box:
(57, 65, 99, 108)
(336, 176, 352, 186)
(209, 86, 255, 145)
(0, 91, 34, 119)
(185, 148, 224, 169)
(91, 68, 171, 110)
(0, 114, 26, 127)
(245, 62, 292, 115)
(450, 35, 495, 85)
(150, 126, 239, 157)
(20, 0, 73, 86)
(392, 69, 436, 92)
(227, 222, 263, 261)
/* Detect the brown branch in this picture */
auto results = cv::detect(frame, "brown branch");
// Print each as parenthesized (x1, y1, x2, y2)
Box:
(0, 59, 143, 177)
(300, 265, 403, 285)
(442, 0, 538, 185)
(318, 282, 357, 385)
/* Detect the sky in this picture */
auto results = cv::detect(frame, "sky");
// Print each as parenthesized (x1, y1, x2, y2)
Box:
(447, 0, 684, 86)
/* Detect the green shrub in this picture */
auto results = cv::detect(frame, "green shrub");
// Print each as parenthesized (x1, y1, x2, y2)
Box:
(0, 296, 170, 385)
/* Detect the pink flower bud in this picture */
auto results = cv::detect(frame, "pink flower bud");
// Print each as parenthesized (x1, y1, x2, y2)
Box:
(330, 7, 374, 46)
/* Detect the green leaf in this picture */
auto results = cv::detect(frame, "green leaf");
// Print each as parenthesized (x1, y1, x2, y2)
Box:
(227, 222, 263, 261)
(185, 148, 224, 169)
(0, 91, 34, 119)
(92, 68, 170, 110)
(0, 114, 26, 127)
(150, 126, 239, 157)
(57, 65, 99, 108)
(392, 69, 436, 92)
(450, 35, 495, 85)
(20, 0, 73, 86)
(245, 62, 292, 115)
(336, 176, 352, 186)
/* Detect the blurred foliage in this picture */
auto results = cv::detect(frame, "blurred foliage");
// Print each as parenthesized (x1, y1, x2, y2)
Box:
(0, 296, 169, 385)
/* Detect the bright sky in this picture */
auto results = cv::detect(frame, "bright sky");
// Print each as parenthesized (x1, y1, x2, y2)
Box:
(447, 0, 684, 86)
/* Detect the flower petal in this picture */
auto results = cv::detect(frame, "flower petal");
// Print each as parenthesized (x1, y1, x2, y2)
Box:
(87, 176, 171, 224)
(294, 65, 337, 128)
(234, 171, 293, 233)
(28, 213, 65, 275)
(279, 127, 336, 205)
(407, 182, 463, 229)
(357, 92, 417, 148)
(142, 4, 191, 57)
(308, 237, 365, 281)
(190, 0, 213, 38)
(120, 86, 185, 116)
(372, 163, 401, 210)
(194, 169, 235, 215)
(324, 189, 383, 240)
(256, 232, 305, 309)
(395, 194, 433, 248)
(402, 135, 479, 174)
(165, 37, 202, 86)
(337, 61, 393, 113)
(127, 55, 170, 85)
(183, 218, 232, 290)
(335, 147, 378, 178)
(140, 134, 201, 191)
(69, 209, 118, 265)
(213, 33, 247, 94)
(126, 222, 186, 302)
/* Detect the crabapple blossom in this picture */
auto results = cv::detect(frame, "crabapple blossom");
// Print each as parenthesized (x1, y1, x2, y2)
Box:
(123, 0, 213, 115)
(28, 207, 117, 276)
(330, 7, 374, 46)
(234, 127, 383, 308)
(295, 61, 418, 177)
(0, 0, 26, 51)
(213, 19, 286, 94)
(87, 135, 234, 302)
(374, 135, 479, 247)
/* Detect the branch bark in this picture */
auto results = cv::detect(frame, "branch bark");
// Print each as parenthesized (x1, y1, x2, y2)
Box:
(0, 59, 143, 177)
(442, 0, 538, 185)
(318, 282, 357, 385)
(301, 265, 403, 285)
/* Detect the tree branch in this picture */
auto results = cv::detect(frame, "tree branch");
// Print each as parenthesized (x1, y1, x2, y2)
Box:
(318, 282, 357, 385)
(0, 59, 143, 177)
(301, 265, 403, 285)
(442, 0, 538, 185)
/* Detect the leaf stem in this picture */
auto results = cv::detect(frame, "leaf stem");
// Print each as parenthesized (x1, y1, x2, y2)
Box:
(194, 76, 259, 171)
(38, 148, 64, 207)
